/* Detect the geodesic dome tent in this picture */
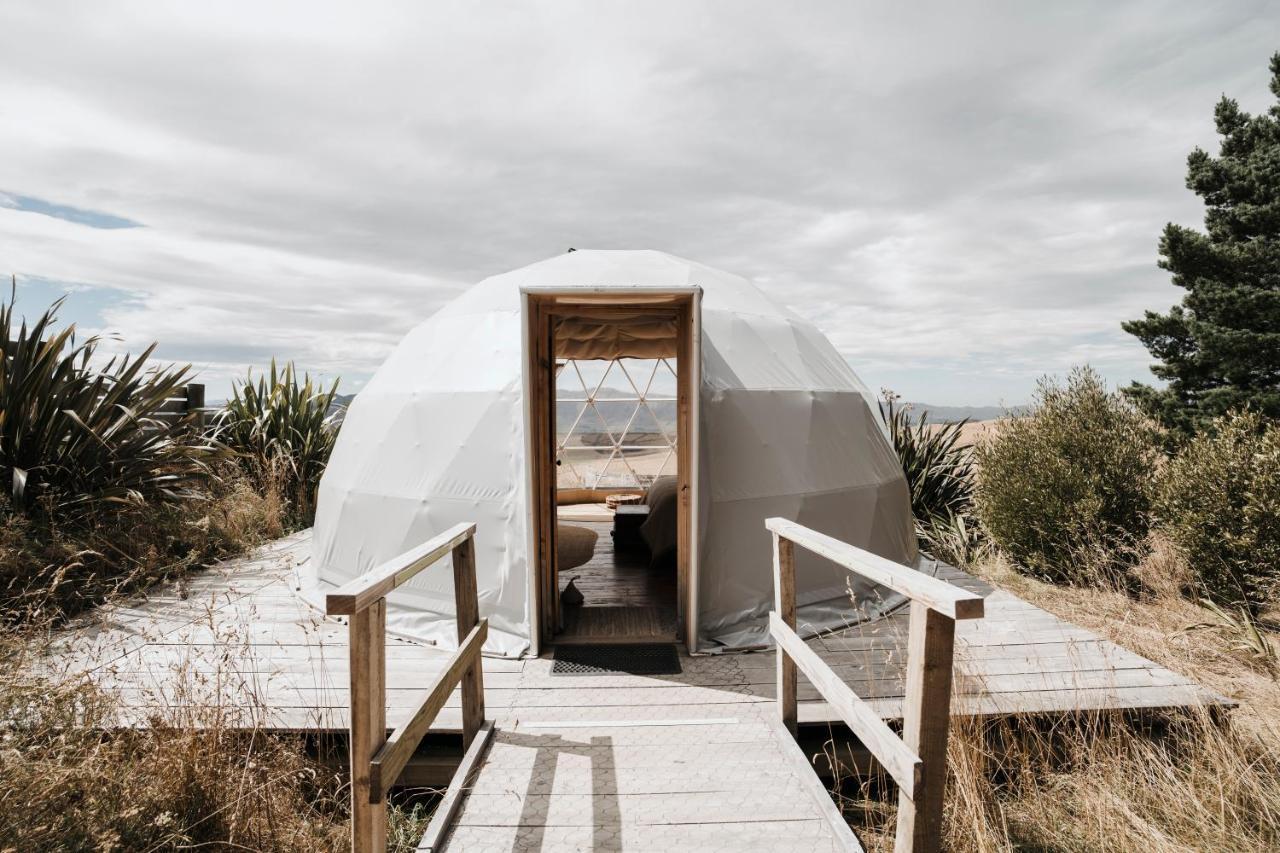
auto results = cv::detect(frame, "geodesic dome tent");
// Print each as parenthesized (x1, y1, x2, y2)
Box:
(307, 250, 920, 657)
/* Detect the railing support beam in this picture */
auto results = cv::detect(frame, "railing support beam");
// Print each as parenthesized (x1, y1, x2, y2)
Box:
(765, 517, 981, 853)
(453, 536, 485, 748)
(326, 523, 489, 853)
(894, 600, 957, 853)
(348, 599, 387, 853)
(773, 532, 798, 736)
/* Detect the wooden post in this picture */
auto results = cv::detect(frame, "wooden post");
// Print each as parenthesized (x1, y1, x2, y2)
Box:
(773, 533, 797, 736)
(675, 299, 697, 648)
(185, 383, 206, 428)
(348, 599, 387, 853)
(453, 537, 485, 749)
(894, 600, 956, 853)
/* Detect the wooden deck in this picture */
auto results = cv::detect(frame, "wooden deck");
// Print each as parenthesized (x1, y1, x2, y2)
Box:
(46, 530, 1227, 849)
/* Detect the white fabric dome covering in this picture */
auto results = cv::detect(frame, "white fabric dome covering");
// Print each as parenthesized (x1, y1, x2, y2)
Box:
(308, 250, 920, 657)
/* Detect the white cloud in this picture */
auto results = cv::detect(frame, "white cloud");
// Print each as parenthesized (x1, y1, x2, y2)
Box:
(0, 1, 1275, 403)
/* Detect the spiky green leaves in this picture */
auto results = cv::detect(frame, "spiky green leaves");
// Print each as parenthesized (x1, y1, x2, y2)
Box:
(213, 360, 340, 525)
(0, 283, 216, 518)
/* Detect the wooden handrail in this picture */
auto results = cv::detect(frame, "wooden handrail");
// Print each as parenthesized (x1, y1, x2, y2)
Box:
(766, 518, 983, 620)
(767, 517, 985, 853)
(325, 524, 489, 853)
(325, 522, 477, 615)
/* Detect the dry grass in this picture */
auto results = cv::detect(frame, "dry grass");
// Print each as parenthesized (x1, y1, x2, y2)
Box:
(929, 419, 1004, 449)
(0, 633, 349, 852)
(0, 619, 437, 852)
(0, 464, 286, 626)
(834, 539, 1280, 852)
(0, 475, 439, 851)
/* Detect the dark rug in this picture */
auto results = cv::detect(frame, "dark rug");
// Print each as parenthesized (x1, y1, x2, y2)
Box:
(551, 642, 682, 676)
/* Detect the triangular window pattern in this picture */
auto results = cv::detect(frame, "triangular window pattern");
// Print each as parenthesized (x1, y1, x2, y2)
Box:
(555, 357, 678, 490)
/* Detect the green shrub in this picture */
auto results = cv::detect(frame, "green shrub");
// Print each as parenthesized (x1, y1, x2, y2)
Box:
(0, 286, 216, 519)
(215, 361, 340, 526)
(974, 367, 1161, 583)
(1155, 411, 1280, 613)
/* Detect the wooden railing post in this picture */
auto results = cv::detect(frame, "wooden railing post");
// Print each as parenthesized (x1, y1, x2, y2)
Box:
(327, 522, 490, 853)
(184, 383, 206, 428)
(764, 517, 982, 853)
(348, 598, 387, 853)
(894, 599, 957, 853)
(452, 536, 485, 749)
(773, 532, 798, 736)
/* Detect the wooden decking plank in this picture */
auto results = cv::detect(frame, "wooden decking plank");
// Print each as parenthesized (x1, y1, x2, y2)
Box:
(439, 821, 844, 853)
(440, 715, 848, 851)
(450, 790, 840, 826)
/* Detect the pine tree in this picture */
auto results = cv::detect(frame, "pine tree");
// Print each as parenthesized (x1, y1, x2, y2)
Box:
(1123, 52, 1280, 435)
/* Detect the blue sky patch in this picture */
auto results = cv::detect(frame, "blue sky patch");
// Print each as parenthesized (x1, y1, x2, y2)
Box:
(10, 275, 143, 333)
(0, 191, 142, 229)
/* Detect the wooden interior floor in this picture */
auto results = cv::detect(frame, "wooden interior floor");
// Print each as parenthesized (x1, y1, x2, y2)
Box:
(556, 519, 677, 643)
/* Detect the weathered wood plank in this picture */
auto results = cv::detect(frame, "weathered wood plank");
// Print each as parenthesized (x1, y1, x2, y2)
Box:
(774, 533, 798, 735)
(894, 601, 956, 853)
(348, 600, 386, 853)
(766, 716, 866, 852)
(451, 536, 485, 748)
(416, 720, 494, 852)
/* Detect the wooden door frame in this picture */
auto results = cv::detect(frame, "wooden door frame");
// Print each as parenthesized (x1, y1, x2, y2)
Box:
(520, 285, 702, 654)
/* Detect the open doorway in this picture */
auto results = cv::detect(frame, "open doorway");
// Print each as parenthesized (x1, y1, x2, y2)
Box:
(522, 288, 700, 651)
(553, 357, 679, 642)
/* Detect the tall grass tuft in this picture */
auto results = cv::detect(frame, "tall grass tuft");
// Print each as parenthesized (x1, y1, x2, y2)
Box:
(215, 360, 341, 526)
(834, 548, 1280, 851)
(881, 392, 974, 523)
(0, 287, 298, 623)
(0, 282, 216, 519)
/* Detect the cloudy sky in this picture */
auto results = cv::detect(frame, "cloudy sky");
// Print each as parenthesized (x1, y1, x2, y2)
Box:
(1, 2, 1276, 405)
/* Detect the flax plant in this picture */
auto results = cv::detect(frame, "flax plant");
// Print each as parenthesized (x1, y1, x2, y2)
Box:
(880, 392, 979, 563)
(0, 283, 215, 519)
(215, 360, 341, 525)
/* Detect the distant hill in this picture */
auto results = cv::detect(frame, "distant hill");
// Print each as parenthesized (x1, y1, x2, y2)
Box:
(901, 403, 1020, 424)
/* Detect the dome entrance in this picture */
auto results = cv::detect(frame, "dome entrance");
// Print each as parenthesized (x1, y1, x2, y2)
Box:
(522, 285, 701, 651)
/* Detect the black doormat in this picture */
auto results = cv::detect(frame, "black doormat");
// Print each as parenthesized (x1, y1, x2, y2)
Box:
(551, 643, 682, 676)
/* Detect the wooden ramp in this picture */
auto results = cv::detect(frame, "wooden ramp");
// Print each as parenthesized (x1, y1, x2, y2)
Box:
(440, 699, 854, 851)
